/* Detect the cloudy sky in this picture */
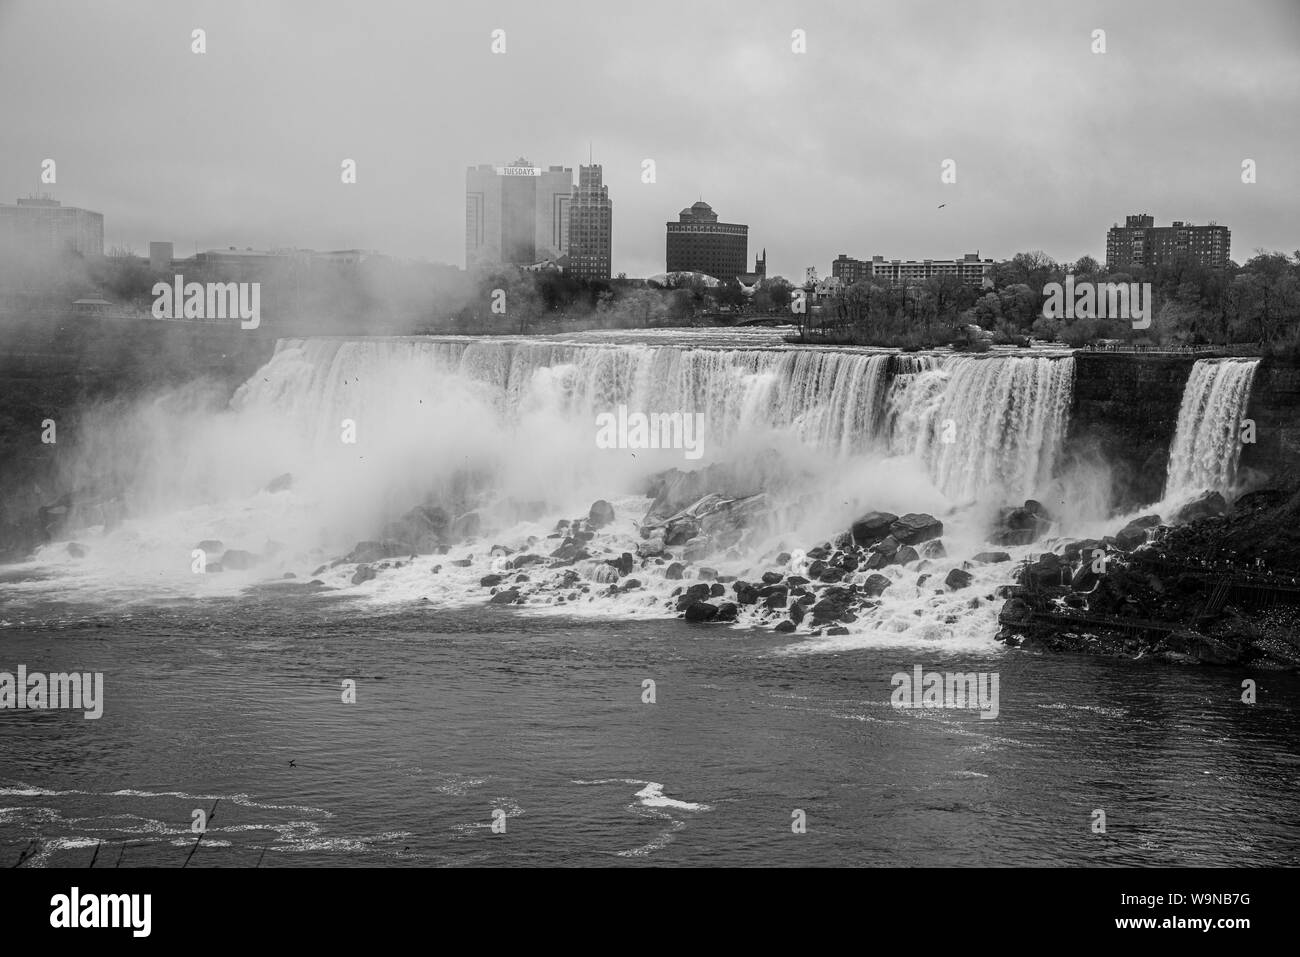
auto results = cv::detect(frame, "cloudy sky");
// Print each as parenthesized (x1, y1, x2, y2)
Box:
(1, 0, 1296, 279)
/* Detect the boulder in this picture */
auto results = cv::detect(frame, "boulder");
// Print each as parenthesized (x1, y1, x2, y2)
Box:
(774, 620, 797, 634)
(665, 562, 687, 580)
(861, 573, 892, 597)
(588, 500, 616, 528)
(761, 571, 784, 585)
(66, 542, 86, 558)
(895, 545, 919, 565)
(347, 539, 411, 564)
(944, 568, 973, 590)
(683, 601, 719, 623)
(351, 564, 376, 585)
(733, 581, 760, 605)
(889, 513, 943, 545)
(715, 602, 739, 622)
(972, 551, 1011, 564)
(1114, 523, 1152, 552)
(1173, 493, 1227, 525)
(489, 588, 521, 604)
(870, 535, 902, 560)
(810, 594, 851, 625)
(382, 505, 449, 553)
(221, 549, 258, 570)
(850, 511, 898, 548)
(479, 574, 504, 588)
(919, 539, 947, 559)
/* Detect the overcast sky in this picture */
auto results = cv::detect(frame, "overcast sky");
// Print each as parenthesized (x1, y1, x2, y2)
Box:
(1, 0, 1296, 279)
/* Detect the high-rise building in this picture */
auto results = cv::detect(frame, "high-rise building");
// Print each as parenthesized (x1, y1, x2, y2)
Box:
(0, 195, 103, 257)
(566, 164, 612, 280)
(465, 158, 573, 269)
(832, 252, 991, 287)
(665, 201, 748, 282)
(1105, 214, 1231, 270)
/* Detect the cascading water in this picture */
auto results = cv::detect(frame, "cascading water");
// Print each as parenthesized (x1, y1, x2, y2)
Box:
(19, 335, 1085, 648)
(1163, 358, 1260, 499)
(888, 355, 1075, 504)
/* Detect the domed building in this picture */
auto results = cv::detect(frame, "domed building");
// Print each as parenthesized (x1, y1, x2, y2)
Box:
(665, 200, 748, 283)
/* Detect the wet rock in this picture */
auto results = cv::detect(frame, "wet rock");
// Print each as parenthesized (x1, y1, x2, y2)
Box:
(944, 568, 973, 590)
(351, 564, 376, 585)
(265, 472, 293, 493)
(1021, 552, 1068, 587)
(973, 551, 1011, 564)
(489, 587, 521, 604)
(479, 574, 504, 588)
(665, 562, 687, 580)
(774, 620, 797, 633)
(870, 535, 902, 561)
(895, 545, 919, 565)
(382, 505, 449, 553)
(889, 513, 943, 545)
(636, 536, 666, 559)
(715, 602, 739, 622)
(761, 571, 784, 585)
(347, 540, 410, 564)
(862, 573, 892, 597)
(919, 539, 947, 559)
(851, 511, 898, 548)
(221, 549, 259, 570)
(827, 626, 850, 636)
(66, 542, 86, 558)
(1114, 522, 1154, 552)
(733, 581, 760, 604)
(588, 500, 616, 528)
(698, 566, 720, 581)
(683, 601, 719, 623)
(789, 601, 806, 625)
(709, 583, 726, 598)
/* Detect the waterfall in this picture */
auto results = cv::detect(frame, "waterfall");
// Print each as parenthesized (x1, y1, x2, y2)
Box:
(889, 355, 1075, 504)
(236, 338, 895, 458)
(1164, 358, 1260, 498)
(226, 339, 1077, 512)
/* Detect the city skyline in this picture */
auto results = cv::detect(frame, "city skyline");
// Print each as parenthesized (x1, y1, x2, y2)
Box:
(1, 0, 1296, 279)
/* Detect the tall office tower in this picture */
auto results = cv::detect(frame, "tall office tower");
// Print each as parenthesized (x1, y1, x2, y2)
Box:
(566, 164, 612, 280)
(465, 158, 573, 269)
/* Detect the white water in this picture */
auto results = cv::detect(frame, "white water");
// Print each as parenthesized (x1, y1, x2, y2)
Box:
(1164, 358, 1260, 499)
(5, 335, 1097, 650)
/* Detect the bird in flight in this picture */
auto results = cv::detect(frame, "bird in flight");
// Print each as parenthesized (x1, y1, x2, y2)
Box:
(937, 204, 946, 209)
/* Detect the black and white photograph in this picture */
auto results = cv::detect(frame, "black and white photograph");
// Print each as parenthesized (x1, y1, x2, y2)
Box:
(0, 0, 1295, 936)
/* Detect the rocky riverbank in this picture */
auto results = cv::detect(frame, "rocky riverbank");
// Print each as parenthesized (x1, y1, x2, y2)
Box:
(996, 489, 1300, 669)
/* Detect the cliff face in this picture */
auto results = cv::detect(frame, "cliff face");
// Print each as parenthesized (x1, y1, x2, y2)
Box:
(0, 315, 277, 558)
(1240, 361, 1300, 487)
(1063, 353, 1300, 513)
(1063, 354, 1198, 512)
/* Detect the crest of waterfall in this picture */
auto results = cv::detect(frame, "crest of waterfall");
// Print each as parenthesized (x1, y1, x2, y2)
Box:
(1163, 358, 1260, 499)
(888, 355, 1075, 504)
(237, 338, 895, 458)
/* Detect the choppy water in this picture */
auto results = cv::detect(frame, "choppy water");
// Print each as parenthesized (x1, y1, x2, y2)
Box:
(2, 590, 1296, 867)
